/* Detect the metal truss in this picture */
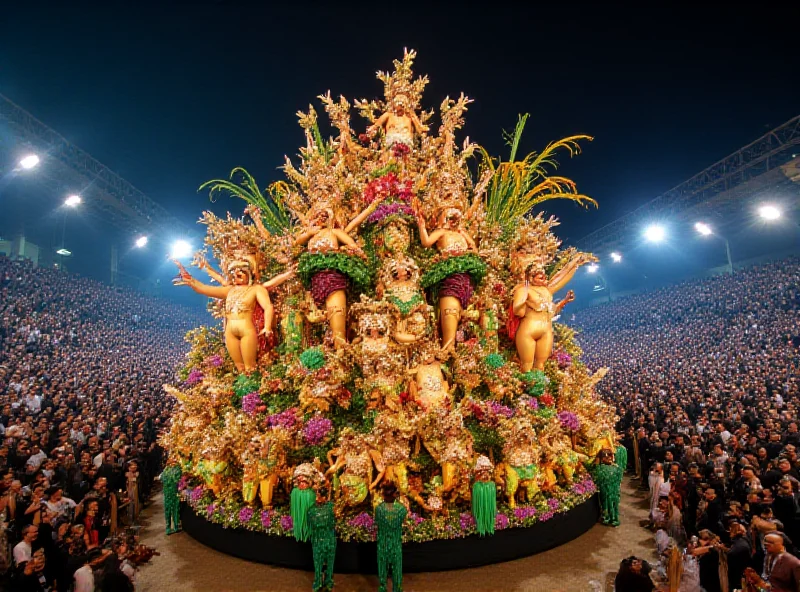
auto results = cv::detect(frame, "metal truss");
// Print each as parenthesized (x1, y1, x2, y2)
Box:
(0, 93, 191, 241)
(576, 115, 800, 253)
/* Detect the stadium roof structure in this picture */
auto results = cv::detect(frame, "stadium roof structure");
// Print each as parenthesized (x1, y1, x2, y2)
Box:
(0, 93, 193, 246)
(576, 115, 800, 255)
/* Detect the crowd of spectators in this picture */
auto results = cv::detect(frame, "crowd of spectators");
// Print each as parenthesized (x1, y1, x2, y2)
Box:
(573, 257, 800, 591)
(0, 255, 206, 591)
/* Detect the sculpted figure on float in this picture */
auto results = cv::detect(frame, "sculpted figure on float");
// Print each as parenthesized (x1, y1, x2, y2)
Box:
(509, 252, 592, 372)
(174, 258, 293, 373)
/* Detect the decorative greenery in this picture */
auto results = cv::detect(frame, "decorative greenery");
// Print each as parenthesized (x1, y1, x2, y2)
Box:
(478, 114, 596, 232)
(232, 374, 261, 407)
(420, 253, 487, 290)
(465, 418, 504, 459)
(299, 347, 325, 371)
(297, 252, 373, 293)
(199, 168, 292, 235)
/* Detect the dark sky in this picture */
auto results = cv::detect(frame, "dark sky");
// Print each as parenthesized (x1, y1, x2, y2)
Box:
(1, 3, 797, 281)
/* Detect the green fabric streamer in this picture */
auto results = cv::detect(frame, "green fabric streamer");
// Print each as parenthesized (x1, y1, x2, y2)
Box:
(471, 480, 497, 536)
(375, 501, 407, 592)
(161, 464, 182, 535)
(308, 501, 336, 591)
(297, 252, 373, 292)
(420, 253, 487, 290)
(291, 487, 317, 542)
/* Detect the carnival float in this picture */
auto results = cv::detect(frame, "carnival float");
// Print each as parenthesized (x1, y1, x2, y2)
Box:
(163, 50, 620, 571)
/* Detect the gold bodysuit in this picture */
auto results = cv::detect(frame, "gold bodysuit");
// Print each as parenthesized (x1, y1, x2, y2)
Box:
(225, 286, 255, 315)
(307, 230, 338, 253)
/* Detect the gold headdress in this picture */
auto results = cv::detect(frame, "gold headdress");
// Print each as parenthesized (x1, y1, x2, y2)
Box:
(225, 253, 259, 285)
(379, 48, 428, 112)
(510, 214, 562, 278)
(474, 455, 494, 472)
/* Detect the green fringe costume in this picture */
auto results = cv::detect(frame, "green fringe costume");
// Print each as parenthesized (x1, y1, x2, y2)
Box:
(160, 464, 182, 535)
(471, 480, 496, 536)
(375, 501, 407, 592)
(297, 252, 373, 293)
(588, 445, 627, 527)
(291, 487, 317, 542)
(307, 501, 336, 592)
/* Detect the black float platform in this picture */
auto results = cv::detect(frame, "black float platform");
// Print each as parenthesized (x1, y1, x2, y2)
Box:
(181, 494, 599, 573)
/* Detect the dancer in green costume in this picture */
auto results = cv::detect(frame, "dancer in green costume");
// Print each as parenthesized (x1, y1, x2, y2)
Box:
(587, 445, 626, 527)
(375, 482, 407, 592)
(160, 459, 183, 535)
(471, 455, 497, 536)
(307, 485, 336, 592)
(291, 463, 319, 542)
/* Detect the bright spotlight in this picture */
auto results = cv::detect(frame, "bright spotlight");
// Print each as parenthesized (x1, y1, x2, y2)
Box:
(171, 240, 192, 259)
(695, 222, 713, 236)
(587, 263, 599, 274)
(19, 154, 40, 170)
(64, 195, 82, 207)
(758, 205, 781, 221)
(56, 248, 72, 256)
(610, 252, 622, 263)
(135, 236, 149, 248)
(644, 224, 666, 243)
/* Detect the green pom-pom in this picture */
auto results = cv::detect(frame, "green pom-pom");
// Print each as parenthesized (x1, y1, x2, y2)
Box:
(232, 373, 261, 406)
(299, 347, 325, 371)
(519, 370, 548, 397)
(483, 353, 505, 369)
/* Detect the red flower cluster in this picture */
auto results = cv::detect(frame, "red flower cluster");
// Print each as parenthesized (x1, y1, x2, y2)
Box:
(493, 282, 506, 296)
(540, 393, 555, 407)
(399, 391, 412, 405)
(391, 142, 410, 158)
(363, 172, 413, 205)
(358, 133, 371, 146)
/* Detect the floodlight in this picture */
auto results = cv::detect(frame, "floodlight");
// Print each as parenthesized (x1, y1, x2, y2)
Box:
(56, 248, 72, 256)
(587, 263, 599, 274)
(644, 225, 666, 243)
(135, 236, 148, 248)
(758, 205, 781, 221)
(19, 154, 40, 169)
(695, 222, 712, 236)
(171, 240, 192, 259)
(64, 195, 82, 207)
(610, 252, 622, 263)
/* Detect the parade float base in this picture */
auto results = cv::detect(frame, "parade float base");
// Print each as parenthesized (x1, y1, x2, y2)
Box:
(181, 494, 599, 573)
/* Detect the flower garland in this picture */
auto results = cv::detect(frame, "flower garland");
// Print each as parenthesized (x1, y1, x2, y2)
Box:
(297, 252, 373, 293)
(420, 253, 487, 290)
(180, 476, 596, 544)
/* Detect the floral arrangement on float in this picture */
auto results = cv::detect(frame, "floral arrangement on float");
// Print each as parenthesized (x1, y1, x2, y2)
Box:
(163, 49, 618, 543)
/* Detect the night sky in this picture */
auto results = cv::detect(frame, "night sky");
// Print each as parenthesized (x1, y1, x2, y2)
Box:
(1, 3, 797, 297)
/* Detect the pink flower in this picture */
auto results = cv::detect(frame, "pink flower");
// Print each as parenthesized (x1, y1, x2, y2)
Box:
(242, 392, 262, 416)
(261, 510, 272, 528)
(238, 507, 254, 523)
(280, 515, 293, 531)
(302, 416, 333, 445)
(495, 513, 509, 530)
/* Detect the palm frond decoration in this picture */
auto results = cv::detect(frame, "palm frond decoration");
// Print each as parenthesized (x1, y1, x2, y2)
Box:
(479, 114, 596, 232)
(199, 167, 292, 235)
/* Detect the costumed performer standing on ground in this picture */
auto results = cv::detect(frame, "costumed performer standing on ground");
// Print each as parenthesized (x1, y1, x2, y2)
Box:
(587, 445, 626, 527)
(471, 455, 497, 536)
(159, 458, 182, 535)
(307, 484, 336, 592)
(375, 482, 407, 592)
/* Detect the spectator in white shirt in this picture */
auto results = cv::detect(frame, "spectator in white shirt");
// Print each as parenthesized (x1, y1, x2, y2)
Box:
(44, 486, 77, 519)
(13, 524, 38, 566)
(25, 444, 47, 471)
(74, 548, 111, 592)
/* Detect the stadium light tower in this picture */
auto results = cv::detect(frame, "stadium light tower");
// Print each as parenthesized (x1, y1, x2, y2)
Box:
(695, 221, 733, 274)
(135, 236, 148, 248)
(171, 240, 192, 259)
(758, 204, 781, 221)
(19, 154, 40, 170)
(644, 224, 666, 243)
(64, 195, 82, 207)
(610, 252, 622, 263)
(587, 263, 599, 274)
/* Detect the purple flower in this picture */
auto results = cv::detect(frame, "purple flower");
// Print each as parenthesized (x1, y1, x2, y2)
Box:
(527, 397, 539, 410)
(190, 487, 204, 502)
(513, 506, 537, 521)
(367, 202, 415, 224)
(557, 410, 580, 432)
(539, 510, 555, 522)
(495, 513, 509, 530)
(186, 368, 204, 385)
(302, 416, 333, 445)
(267, 408, 298, 430)
(207, 355, 224, 367)
(177, 476, 189, 490)
(261, 510, 272, 528)
(409, 512, 424, 526)
(348, 512, 375, 531)
(238, 507, 254, 523)
(487, 401, 515, 418)
(241, 391, 262, 416)
(555, 350, 572, 368)
(206, 503, 217, 517)
(280, 515, 293, 531)
(459, 512, 476, 530)
(547, 498, 560, 511)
